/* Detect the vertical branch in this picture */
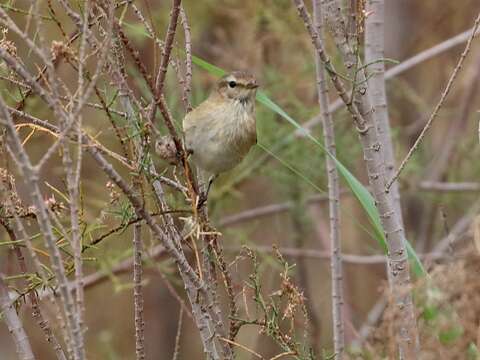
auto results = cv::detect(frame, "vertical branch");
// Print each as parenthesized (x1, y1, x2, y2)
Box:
(109, 33, 182, 359)
(154, 0, 182, 97)
(130, 3, 189, 115)
(56, 4, 92, 358)
(133, 223, 146, 360)
(346, 0, 357, 47)
(313, 1, 345, 357)
(364, 0, 404, 228)
(289, 192, 322, 350)
(111, 40, 146, 360)
(0, 275, 35, 360)
(210, 238, 239, 342)
(148, 0, 182, 126)
(292, 1, 419, 357)
(362, 0, 404, 321)
(172, 307, 184, 360)
(321, 0, 355, 67)
(179, 6, 193, 112)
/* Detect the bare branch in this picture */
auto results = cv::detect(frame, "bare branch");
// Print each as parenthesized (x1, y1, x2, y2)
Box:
(418, 181, 480, 192)
(0, 90, 84, 359)
(313, 1, 344, 357)
(148, 0, 182, 125)
(365, 0, 404, 228)
(292, 0, 419, 356)
(133, 224, 146, 360)
(179, 6, 193, 112)
(299, 24, 480, 135)
(386, 13, 480, 190)
(0, 275, 35, 360)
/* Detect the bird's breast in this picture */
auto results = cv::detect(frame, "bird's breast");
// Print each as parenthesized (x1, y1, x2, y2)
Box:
(185, 100, 256, 175)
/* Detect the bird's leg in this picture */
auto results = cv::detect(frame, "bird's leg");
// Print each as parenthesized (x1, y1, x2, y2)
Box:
(197, 174, 217, 209)
(205, 174, 217, 199)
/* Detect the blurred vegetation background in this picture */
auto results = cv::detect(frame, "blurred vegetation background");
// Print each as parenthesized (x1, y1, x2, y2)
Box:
(1, 0, 480, 358)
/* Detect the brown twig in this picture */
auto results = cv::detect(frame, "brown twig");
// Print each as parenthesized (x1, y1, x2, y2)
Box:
(86, 210, 190, 249)
(211, 239, 239, 341)
(219, 337, 263, 359)
(149, 0, 182, 122)
(179, 6, 192, 112)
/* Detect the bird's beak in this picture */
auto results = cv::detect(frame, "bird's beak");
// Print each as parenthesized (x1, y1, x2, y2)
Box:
(247, 82, 259, 89)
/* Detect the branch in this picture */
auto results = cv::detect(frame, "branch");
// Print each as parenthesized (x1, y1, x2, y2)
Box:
(313, 1, 344, 357)
(418, 181, 480, 192)
(133, 224, 146, 360)
(0, 86, 84, 359)
(386, 13, 480, 190)
(0, 275, 35, 360)
(292, 0, 419, 356)
(299, 24, 480, 135)
(364, 0, 404, 228)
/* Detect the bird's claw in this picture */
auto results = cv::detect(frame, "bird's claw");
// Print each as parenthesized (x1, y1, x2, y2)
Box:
(197, 192, 208, 209)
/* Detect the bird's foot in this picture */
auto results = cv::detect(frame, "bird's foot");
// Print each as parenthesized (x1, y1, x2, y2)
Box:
(197, 191, 208, 209)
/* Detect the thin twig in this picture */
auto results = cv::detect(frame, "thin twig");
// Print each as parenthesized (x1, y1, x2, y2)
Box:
(269, 351, 297, 360)
(133, 224, 146, 360)
(219, 337, 263, 359)
(172, 307, 184, 360)
(386, 12, 480, 191)
(86, 210, 190, 249)
(418, 181, 480, 192)
(148, 0, 182, 126)
(179, 6, 193, 112)
(234, 245, 452, 264)
(299, 24, 480, 135)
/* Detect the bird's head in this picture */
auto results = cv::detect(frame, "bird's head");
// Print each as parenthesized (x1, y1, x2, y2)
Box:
(216, 71, 259, 102)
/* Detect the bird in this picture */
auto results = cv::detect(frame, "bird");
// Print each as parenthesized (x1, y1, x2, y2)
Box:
(183, 71, 259, 201)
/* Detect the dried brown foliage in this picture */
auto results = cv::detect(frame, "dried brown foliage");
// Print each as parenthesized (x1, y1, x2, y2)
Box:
(362, 244, 480, 359)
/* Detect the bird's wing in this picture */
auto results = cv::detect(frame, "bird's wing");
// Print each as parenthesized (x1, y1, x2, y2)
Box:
(183, 97, 228, 131)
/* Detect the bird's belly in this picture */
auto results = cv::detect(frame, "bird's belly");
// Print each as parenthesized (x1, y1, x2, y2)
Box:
(187, 120, 255, 175)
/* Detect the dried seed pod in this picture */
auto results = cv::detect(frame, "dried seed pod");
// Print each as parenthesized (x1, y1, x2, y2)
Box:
(155, 135, 178, 165)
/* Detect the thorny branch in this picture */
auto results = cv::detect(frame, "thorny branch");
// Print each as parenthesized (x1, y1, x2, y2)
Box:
(313, 1, 345, 358)
(292, 0, 419, 357)
(0, 2, 231, 359)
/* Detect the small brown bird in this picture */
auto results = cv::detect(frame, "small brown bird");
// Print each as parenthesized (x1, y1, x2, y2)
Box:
(183, 71, 258, 197)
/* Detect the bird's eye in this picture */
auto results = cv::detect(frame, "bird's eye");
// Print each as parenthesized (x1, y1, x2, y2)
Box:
(228, 81, 237, 88)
